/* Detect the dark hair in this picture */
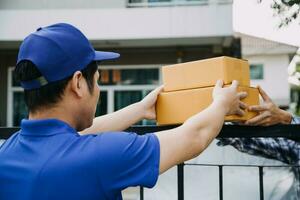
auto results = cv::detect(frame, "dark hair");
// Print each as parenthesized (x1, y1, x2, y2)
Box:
(14, 60, 98, 113)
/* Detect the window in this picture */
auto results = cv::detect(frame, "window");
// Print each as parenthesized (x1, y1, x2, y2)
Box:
(250, 64, 264, 80)
(296, 63, 300, 72)
(127, 0, 210, 7)
(114, 90, 156, 125)
(13, 92, 28, 126)
(114, 91, 142, 110)
(95, 91, 108, 117)
(7, 68, 25, 126)
(0, 139, 5, 147)
(99, 68, 159, 85)
(8, 66, 160, 126)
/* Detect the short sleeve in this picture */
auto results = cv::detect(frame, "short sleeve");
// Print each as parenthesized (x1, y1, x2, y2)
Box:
(93, 132, 160, 194)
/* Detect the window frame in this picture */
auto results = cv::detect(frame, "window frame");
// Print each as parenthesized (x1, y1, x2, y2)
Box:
(7, 67, 24, 127)
(7, 65, 162, 127)
(249, 63, 264, 80)
(126, 0, 232, 8)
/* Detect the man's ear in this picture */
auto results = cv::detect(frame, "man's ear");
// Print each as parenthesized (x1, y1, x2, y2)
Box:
(70, 71, 84, 98)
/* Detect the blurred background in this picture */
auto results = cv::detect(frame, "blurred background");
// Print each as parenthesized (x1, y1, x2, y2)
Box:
(0, 0, 299, 199)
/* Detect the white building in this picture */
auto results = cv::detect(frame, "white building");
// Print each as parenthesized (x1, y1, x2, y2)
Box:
(240, 34, 298, 107)
(0, 0, 239, 127)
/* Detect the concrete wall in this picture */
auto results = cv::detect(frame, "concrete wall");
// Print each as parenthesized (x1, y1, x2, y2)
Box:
(246, 54, 291, 106)
(0, 4, 233, 42)
(0, 0, 125, 9)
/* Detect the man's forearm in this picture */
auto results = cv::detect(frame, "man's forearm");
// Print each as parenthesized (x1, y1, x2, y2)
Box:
(182, 101, 227, 151)
(80, 102, 144, 134)
(155, 101, 228, 173)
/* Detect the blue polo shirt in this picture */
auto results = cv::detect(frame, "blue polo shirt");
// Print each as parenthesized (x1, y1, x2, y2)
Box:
(0, 119, 160, 200)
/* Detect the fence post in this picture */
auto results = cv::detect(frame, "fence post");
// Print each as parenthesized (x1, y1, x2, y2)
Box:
(178, 163, 184, 200)
(259, 166, 264, 200)
(140, 186, 144, 200)
(219, 165, 223, 200)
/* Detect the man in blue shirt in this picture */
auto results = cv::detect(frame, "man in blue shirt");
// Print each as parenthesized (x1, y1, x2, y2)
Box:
(0, 23, 247, 200)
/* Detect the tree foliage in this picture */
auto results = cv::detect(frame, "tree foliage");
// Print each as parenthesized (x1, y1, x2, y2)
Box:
(259, 0, 300, 27)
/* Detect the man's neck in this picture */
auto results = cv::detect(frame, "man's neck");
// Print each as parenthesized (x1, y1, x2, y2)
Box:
(29, 107, 77, 130)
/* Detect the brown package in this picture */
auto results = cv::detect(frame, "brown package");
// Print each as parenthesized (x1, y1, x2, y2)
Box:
(162, 56, 250, 92)
(156, 86, 259, 125)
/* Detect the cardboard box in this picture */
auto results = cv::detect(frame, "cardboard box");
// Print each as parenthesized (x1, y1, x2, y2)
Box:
(156, 86, 259, 125)
(162, 56, 250, 92)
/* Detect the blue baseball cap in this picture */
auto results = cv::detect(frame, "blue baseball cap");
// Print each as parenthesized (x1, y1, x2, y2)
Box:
(17, 23, 120, 90)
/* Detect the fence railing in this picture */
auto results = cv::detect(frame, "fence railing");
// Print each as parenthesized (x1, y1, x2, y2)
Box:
(1, 124, 300, 200)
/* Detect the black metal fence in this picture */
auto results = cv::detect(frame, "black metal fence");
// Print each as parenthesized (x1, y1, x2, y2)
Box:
(1, 124, 300, 200)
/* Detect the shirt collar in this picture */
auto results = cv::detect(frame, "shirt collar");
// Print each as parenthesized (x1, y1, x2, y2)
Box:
(20, 118, 78, 136)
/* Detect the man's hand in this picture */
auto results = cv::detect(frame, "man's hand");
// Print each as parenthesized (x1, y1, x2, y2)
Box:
(213, 80, 248, 116)
(139, 85, 164, 120)
(245, 86, 292, 126)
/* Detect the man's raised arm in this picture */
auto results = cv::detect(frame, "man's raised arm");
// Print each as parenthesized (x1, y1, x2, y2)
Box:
(155, 80, 247, 174)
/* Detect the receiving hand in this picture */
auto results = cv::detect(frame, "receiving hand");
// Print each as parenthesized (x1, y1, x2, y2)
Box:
(139, 85, 164, 120)
(245, 86, 292, 126)
(213, 80, 248, 116)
